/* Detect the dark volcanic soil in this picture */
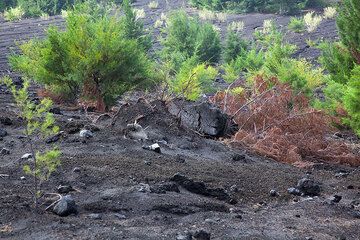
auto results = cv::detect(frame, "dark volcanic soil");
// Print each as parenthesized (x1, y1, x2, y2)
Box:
(1, 1, 359, 240)
(1, 95, 360, 240)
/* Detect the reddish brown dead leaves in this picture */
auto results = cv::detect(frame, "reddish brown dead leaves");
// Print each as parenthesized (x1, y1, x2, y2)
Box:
(210, 76, 359, 166)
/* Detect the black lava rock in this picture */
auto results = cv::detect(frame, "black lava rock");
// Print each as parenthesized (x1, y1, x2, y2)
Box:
(193, 230, 211, 240)
(287, 187, 301, 196)
(0, 128, 8, 138)
(171, 173, 233, 203)
(57, 185, 75, 194)
(296, 178, 321, 196)
(331, 195, 342, 203)
(53, 195, 77, 216)
(49, 107, 62, 115)
(150, 182, 180, 194)
(0, 117, 12, 126)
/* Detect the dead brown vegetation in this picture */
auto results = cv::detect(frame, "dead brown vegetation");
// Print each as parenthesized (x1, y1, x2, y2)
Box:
(210, 75, 359, 166)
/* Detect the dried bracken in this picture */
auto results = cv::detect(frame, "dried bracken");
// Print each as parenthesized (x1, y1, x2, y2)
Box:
(210, 75, 359, 166)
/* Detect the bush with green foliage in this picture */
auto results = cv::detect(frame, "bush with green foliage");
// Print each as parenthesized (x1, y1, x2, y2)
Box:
(10, 1, 154, 110)
(337, 0, 360, 64)
(223, 19, 324, 97)
(1, 76, 61, 206)
(171, 56, 218, 100)
(318, 41, 355, 84)
(223, 30, 248, 63)
(161, 10, 221, 70)
(288, 17, 305, 33)
(122, 0, 152, 51)
(0, 0, 17, 11)
(4, 5, 24, 21)
(343, 66, 360, 135)
(189, 0, 326, 15)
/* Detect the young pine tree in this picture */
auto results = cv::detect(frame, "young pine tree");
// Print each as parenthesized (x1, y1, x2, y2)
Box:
(1, 76, 61, 207)
(337, 0, 360, 64)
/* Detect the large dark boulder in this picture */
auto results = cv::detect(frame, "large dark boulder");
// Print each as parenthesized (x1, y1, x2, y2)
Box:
(168, 99, 235, 137)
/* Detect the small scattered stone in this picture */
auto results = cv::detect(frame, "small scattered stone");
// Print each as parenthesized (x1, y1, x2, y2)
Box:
(138, 183, 151, 193)
(79, 129, 94, 138)
(21, 153, 33, 160)
(142, 143, 161, 154)
(150, 182, 180, 194)
(296, 178, 321, 196)
(49, 107, 62, 115)
(73, 167, 81, 173)
(176, 232, 192, 240)
(287, 187, 301, 196)
(144, 160, 152, 166)
(351, 210, 360, 219)
(335, 171, 349, 178)
(124, 123, 148, 140)
(234, 214, 242, 219)
(204, 218, 220, 224)
(88, 213, 102, 220)
(331, 195, 342, 203)
(114, 213, 127, 220)
(0, 117, 12, 126)
(0, 148, 10, 155)
(193, 229, 211, 240)
(0, 128, 8, 138)
(57, 185, 75, 194)
(230, 185, 239, 193)
(270, 189, 279, 197)
(46, 132, 62, 144)
(232, 154, 245, 162)
(295, 214, 301, 218)
(53, 195, 77, 217)
(20, 176, 26, 180)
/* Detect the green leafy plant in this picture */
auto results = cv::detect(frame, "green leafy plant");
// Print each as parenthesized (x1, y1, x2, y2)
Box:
(4, 5, 24, 21)
(122, 0, 152, 51)
(223, 30, 248, 63)
(171, 56, 218, 100)
(1, 76, 61, 206)
(288, 17, 305, 33)
(343, 66, 360, 135)
(161, 10, 221, 69)
(10, 1, 154, 111)
(337, 0, 360, 64)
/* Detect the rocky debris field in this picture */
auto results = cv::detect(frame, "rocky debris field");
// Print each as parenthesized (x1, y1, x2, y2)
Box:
(1, 93, 360, 239)
(0, 0, 359, 239)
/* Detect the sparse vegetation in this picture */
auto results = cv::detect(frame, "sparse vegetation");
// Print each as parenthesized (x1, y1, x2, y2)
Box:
(304, 11, 323, 32)
(288, 17, 305, 33)
(0, 76, 61, 206)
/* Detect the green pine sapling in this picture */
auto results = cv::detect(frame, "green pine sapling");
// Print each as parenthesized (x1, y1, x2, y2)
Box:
(1, 76, 61, 207)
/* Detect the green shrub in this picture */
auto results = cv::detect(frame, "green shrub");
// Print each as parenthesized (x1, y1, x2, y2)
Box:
(189, 0, 326, 14)
(318, 41, 355, 84)
(10, 1, 154, 110)
(0, 0, 17, 12)
(288, 17, 305, 33)
(1, 76, 61, 206)
(171, 56, 218, 100)
(4, 5, 24, 21)
(16, 0, 76, 17)
(195, 23, 222, 64)
(223, 30, 248, 63)
(337, 0, 360, 64)
(161, 10, 221, 69)
(343, 66, 360, 136)
(122, 0, 152, 51)
(275, 59, 324, 95)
